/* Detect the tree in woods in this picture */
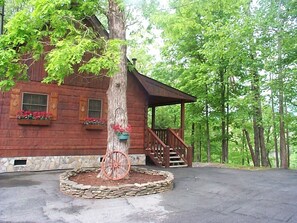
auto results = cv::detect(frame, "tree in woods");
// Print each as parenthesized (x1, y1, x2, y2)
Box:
(0, 0, 130, 177)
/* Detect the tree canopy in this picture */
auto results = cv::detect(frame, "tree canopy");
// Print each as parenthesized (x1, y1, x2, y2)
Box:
(0, 0, 123, 91)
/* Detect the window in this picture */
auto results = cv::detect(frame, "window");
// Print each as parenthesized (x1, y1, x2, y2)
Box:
(88, 99, 102, 118)
(22, 93, 48, 112)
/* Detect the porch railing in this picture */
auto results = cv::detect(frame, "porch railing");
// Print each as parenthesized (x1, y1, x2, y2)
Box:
(153, 129, 167, 144)
(152, 128, 183, 143)
(146, 128, 170, 167)
(149, 128, 192, 167)
(167, 128, 192, 167)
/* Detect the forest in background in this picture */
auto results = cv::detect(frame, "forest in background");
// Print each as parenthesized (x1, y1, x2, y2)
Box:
(128, 0, 297, 169)
(1, 0, 297, 168)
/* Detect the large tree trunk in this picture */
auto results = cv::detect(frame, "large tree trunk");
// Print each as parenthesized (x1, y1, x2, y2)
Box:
(98, 0, 128, 178)
(220, 68, 228, 163)
(270, 73, 279, 168)
(205, 84, 211, 162)
(191, 122, 195, 161)
(241, 130, 246, 165)
(279, 90, 287, 168)
(243, 129, 257, 166)
(252, 118, 260, 167)
(198, 123, 202, 162)
(107, 0, 128, 154)
(226, 81, 230, 162)
(285, 100, 290, 168)
(251, 69, 260, 167)
(277, 0, 288, 169)
(259, 126, 268, 167)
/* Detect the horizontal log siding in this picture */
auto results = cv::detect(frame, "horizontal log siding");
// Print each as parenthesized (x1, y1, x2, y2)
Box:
(127, 73, 146, 154)
(0, 72, 147, 157)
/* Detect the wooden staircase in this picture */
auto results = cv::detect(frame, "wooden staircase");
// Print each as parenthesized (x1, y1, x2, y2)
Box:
(168, 148, 188, 167)
(145, 128, 192, 168)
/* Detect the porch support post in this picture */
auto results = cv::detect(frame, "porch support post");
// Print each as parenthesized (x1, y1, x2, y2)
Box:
(164, 145, 170, 168)
(181, 101, 185, 140)
(152, 106, 156, 130)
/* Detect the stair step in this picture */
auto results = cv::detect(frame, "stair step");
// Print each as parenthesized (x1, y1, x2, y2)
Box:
(169, 164, 188, 168)
(149, 152, 177, 156)
(170, 160, 185, 164)
(153, 150, 176, 153)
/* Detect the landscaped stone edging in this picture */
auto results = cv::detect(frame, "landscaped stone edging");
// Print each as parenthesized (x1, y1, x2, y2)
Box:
(60, 167, 174, 199)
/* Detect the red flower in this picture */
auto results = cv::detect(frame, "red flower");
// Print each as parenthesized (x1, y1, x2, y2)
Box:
(111, 124, 132, 133)
(17, 110, 52, 120)
(83, 117, 106, 125)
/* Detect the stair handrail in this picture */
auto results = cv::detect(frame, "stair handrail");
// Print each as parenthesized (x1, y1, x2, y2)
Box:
(147, 128, 170, 167)
(167, 128, 192, 167)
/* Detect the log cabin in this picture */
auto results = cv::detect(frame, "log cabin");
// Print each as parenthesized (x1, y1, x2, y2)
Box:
(0, 16, 196, 173)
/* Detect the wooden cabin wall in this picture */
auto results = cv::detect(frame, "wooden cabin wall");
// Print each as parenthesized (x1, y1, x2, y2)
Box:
(0, 63, 147, 158)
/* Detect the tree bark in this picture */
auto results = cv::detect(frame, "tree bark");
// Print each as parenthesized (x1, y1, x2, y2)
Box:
(198, 123, 202, 162)
(220, 68, 228, 163)
(285, 99, 290, 168)
(98, 0, 128, 178)
(252, 117, 260, 167)
(243, 129, 257, 166)
(259, 126, 268, 167)
(205, 84, 211, 162)
(279, 91, 287, 168)
(270, 74, 279, 168)
(226, 81, 230, 162)
(277, 0, 288, 169)
(191, 122, 195, 161)
(107, 0, 128, 152)
(241, 130, 245, 165)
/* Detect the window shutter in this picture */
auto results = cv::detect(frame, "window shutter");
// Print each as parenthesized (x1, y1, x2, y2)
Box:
(49, 92, 58, 120)
(79, 96, 87, 121)
(9, 88, 21, 118)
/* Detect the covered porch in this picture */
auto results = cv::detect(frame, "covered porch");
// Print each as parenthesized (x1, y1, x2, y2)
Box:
(132, 72, 196, 167)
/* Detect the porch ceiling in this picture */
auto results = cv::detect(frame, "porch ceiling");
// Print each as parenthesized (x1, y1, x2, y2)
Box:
(132, 71, 196, 107)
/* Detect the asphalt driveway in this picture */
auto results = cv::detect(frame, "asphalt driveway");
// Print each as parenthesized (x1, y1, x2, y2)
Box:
(1, 166, 297, 223)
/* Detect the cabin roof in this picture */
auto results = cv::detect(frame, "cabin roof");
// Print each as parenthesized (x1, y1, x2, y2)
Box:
(88, 16, 196, 107)
(132, 71, 196, 107)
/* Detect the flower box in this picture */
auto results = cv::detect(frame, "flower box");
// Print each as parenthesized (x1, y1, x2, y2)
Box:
(84, 125, 105, 130)
(112, 123, 132, 141)
(17, 119, 51, 126)
(117, 132, 130, 141)
(83, 117, 106, 130)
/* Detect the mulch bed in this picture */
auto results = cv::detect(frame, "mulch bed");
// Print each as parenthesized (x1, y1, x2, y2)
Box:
(70, 169, 166, 187)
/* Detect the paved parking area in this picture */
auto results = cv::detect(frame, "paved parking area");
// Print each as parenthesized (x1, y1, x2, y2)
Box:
(1, 167, 297, 223)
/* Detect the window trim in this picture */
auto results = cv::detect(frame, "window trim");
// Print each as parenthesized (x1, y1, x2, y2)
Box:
(88, 98, 102, 118)
(22, 92, 49, 112)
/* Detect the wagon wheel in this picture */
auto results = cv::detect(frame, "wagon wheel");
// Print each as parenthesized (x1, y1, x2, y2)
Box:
(102, 151, 131, 180)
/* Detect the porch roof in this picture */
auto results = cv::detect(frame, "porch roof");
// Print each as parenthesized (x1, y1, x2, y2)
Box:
(132, 71, 196, 107)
